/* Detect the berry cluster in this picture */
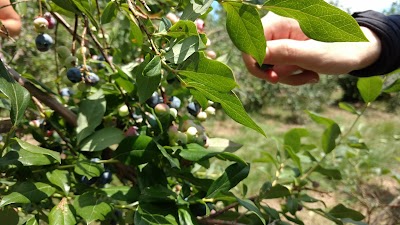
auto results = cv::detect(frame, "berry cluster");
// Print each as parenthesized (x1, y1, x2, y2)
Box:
(33, 13, 56, 52)
(56, 46, 101, 86)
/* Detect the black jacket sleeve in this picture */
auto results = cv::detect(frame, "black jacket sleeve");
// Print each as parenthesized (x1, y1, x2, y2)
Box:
(349, 10, 400, 77)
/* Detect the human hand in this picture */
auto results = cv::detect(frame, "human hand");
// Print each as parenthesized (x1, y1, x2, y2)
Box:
(0, 0, 22, 37)
(242, 12, 381, 85)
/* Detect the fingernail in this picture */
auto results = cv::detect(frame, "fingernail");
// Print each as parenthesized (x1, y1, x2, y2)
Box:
(291, 69, 303, 75)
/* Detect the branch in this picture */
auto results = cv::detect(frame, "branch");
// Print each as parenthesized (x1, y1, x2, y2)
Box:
(198, 219, 246, 225)
(201, 196, 258, 220)
(5, 65, 78, 127)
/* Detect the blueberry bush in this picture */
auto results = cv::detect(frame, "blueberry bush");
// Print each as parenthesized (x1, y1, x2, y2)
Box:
(0, 0, 399, 224)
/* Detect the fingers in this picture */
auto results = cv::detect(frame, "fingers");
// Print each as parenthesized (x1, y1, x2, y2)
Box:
(264, 39, 323, 69)
(242, 53, 279, 83)
(278, 70, 320, 86)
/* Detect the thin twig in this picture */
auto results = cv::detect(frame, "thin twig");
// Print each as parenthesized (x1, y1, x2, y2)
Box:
(202, 196, 258, 220)
(0, 0, 32, 10)
(198, 219, 247, 225)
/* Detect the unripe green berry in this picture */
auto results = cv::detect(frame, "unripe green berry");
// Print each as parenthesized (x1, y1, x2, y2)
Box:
(64, 55, 78, 67)
(118, 105, 129, 117)
(154, 103, 170, 116)
(76, 47, 90, 61)
(197, 111, 207, 121)
(175, 132, 188, 145)
(33, 17, 49, 33)
(204, 106, 216, 116)
(56, 46, 72, 60)
(169, 108, 178, 118)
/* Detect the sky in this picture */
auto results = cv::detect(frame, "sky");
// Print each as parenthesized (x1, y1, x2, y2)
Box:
(334, 0, 396, 12)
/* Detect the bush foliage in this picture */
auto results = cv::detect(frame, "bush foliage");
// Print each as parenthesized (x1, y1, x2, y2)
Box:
(0, 0, 399, 225)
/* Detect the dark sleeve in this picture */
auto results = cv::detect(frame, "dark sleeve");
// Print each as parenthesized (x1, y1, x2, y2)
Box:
(349, 10, 400, 77)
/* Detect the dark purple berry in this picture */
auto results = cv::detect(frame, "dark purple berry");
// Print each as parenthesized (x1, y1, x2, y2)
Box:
(66, 67, 82, 83)
(146, 92, 162, 108)
(256, 63, 274, 71)
(80, 176, 98, 185)
(35, 33, 53, 52)
(187, 102, 201, 117)
(98, 170, 112, 184)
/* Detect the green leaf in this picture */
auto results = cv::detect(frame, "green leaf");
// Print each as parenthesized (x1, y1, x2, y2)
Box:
(236, 197, 266, 225)
(207, 138, 243, 152)
(260, 182, 291, 199)
(114, 68, 135, 93)
(206, 163, 250, 198)
(49, 198, 76, 225)
(286, 196, 300, 216)
(307, 111, 341, 153)
(338, 102, 359, 115)
(222, 2, 266, 65)
(74, 160, 104, 179)
(157, 144, 180, 169)
(139, 185, 177, 203)
(137, 56, 161, 103)
(178, 207, 198, 225)
(178, 52, 237, 92)
(285, 147, 302, 172)
(46, 170, 71, 196)
(263, 0, 368, 42)
(71, 0, 99, 28)
(101, 186, 139, 203)
(51, 0, 80, 14)
(134, 203, 178, 225)
(383, 78, 400, 93)
(166, 20, 199, 39)
(113, 135, 159, 166)
(179, 143, 245, 164)
(188, 82, 266, 137)
(314, 165, 342, 180)
(284, 128, 309, 153)
(101, 1, 118, 24)
(357, 76, 383, 103)
(130, 21, 144, 46)
(0, 207, 19, 225)
(15, 138, 61, 164)
(73, 192, 113, 223)
(0, 59, 31, 125)
(80, 127, 124, 152)
(165, 36, 205, 64)
(181, 0, 213, 21)
(0, 182, 56, 207)
(322, 123, 341, 153)
(76, 90, 106, 143)
(329, 204, 365, 221)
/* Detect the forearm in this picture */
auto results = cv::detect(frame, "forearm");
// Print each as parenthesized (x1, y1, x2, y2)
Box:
(350, 11, 400, 77)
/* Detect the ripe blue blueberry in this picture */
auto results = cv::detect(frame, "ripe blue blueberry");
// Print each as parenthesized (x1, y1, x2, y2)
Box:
(146, 92, 162, 108)
(85, 72, 100, 86)
(60, 87, 73, 97)
(169, 96, 181, 109)
(66, 67, 82, 83)
(80, 176, 98, 185)
(187, 102, 201, 117)
(35, 33, 53, 52)
(98, 170, 112, 184)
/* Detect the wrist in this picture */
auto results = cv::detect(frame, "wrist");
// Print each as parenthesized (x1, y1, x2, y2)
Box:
(353, 26, 381, 71)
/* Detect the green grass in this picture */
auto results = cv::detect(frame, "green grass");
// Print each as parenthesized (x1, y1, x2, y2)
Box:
(203, 105, 400, 196)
